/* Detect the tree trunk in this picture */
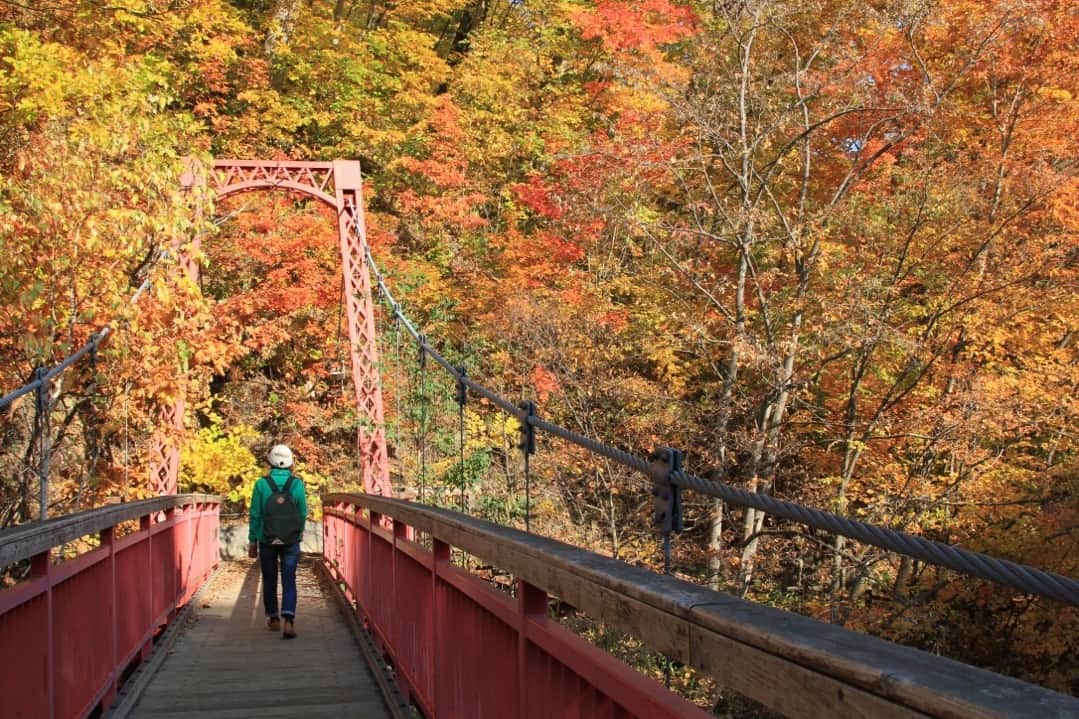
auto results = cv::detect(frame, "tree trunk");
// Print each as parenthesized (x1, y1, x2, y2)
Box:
(893, 556, 913, 597)
(707, 496, 724, 589)
(264, 0, 303, 56)
(738, 404, 771, 596)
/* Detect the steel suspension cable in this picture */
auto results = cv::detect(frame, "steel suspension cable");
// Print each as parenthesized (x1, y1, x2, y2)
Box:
(3, 253, 163, 519)
(418, 337, 428, 504)
(362, 244, 1079, 606)
(122, 341, 131, 496)
(670, 469, 1079, 605)
(0, 255, 162, 412)
(456, 367, 467, 512)
(662, 522, 673, 689)
(394, 311, 402, 454)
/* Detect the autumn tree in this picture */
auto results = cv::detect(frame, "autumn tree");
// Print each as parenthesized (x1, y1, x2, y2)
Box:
(0, 26, 206, 521)
(1, 0, 1075, 694)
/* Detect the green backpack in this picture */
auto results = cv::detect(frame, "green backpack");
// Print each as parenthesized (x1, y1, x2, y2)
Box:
(262, 475, 304, 545)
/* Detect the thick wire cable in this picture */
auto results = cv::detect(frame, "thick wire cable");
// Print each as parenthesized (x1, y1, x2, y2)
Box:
(394, 312, 402, 453)
(456, 368, 467, 512)
(419, 341, 428, 504)
(4, 258, 160, 520)
(363, 245, 1079, 606)
(0, 257, 161, 412)
(122, 344, 131, 496)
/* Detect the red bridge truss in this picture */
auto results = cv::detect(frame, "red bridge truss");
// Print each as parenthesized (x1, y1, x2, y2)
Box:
(150, 159, 390, 497)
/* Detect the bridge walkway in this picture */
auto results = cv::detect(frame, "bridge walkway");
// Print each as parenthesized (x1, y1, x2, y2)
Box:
(125, 557, 392, 719)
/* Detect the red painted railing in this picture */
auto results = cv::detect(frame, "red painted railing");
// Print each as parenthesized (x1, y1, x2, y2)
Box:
(322, 494, 711, 719)
(0, 495, 220, 719)
(323, 494, 1079, 719)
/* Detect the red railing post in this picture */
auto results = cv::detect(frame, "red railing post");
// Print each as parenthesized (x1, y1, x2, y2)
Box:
(323, 512, 330, 570)
(368, 510, 380, 620)
(350, 508, 359, 608)
(102, 526, 118, 709)
(31, 549, 55, 719)
(164, 506, 177, 621)
(517, 580, 547, 719)
(391, 519, 410, 703)
(140, 512, 153, 659)
(431, 538, 450, 716)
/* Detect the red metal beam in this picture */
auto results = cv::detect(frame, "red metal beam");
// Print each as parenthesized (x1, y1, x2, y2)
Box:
(331, 160, 391, 496)
(152, 159, 392, 497)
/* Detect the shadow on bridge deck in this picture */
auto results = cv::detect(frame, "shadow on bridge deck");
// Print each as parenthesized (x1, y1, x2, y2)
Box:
(117, 557, 392, 719)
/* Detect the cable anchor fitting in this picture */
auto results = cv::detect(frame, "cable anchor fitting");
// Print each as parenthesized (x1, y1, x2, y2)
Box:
(518, 400, 537, 456)
(648, 447, 684, 534)
(455, 366, 467, 407)
(33, 366, 50, 414)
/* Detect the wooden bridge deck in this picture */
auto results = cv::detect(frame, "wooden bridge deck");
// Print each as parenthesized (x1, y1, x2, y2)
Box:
(123, 557, 393, 719)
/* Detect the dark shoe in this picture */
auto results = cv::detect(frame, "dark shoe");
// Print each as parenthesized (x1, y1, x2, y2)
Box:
(282, 617, 296, 639)
(267, 616, 281, 631)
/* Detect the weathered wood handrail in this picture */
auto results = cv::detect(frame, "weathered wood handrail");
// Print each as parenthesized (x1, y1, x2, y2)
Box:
(0, 493, 220, 566)
(323, 493, 1078, 719)
(0, 494, 221, 719)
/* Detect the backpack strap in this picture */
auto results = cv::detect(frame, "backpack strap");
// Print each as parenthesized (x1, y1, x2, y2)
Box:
(265, 476, 280, 493)
(282, 475, 294, 494)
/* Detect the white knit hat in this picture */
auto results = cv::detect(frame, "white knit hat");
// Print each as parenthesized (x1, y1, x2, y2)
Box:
(267, 444, 294, 469)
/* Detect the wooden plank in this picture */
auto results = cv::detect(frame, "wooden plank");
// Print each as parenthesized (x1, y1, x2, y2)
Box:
(136, 686, 379, 710)
(324, 493, 1079, 719)
(118, 557, 394, 719)
(0, 494, 220, 566)
(687, 621, 927, 719)
(106, 564, 218, 719)
(133, 701, 387, 719)
(312, 559, 415, 719)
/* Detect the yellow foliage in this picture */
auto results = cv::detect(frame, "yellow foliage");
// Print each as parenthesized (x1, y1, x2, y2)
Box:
(180, 419, 263, 505)
(463, 406, 520, 452)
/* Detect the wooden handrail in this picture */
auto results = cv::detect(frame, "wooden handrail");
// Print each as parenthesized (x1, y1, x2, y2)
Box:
(0, 494, 221, 566)
(323, 493, 1078, 719)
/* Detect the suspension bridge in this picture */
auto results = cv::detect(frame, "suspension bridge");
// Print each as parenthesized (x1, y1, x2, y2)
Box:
(0, 159, 1076, 719)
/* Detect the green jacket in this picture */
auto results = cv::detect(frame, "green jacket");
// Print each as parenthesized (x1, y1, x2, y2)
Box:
(248, 467, 307, 544)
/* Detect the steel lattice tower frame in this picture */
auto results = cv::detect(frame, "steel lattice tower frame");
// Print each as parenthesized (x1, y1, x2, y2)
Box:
(151, 159, 390, 497)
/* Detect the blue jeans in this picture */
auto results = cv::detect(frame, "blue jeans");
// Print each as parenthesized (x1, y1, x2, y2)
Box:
(259, 542, 300, 618)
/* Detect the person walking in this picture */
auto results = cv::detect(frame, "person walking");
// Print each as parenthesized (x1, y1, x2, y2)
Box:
(248, 444, 307, 639)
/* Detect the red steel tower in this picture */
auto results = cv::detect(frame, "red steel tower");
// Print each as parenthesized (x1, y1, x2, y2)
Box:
(151, 159, 390, 497)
